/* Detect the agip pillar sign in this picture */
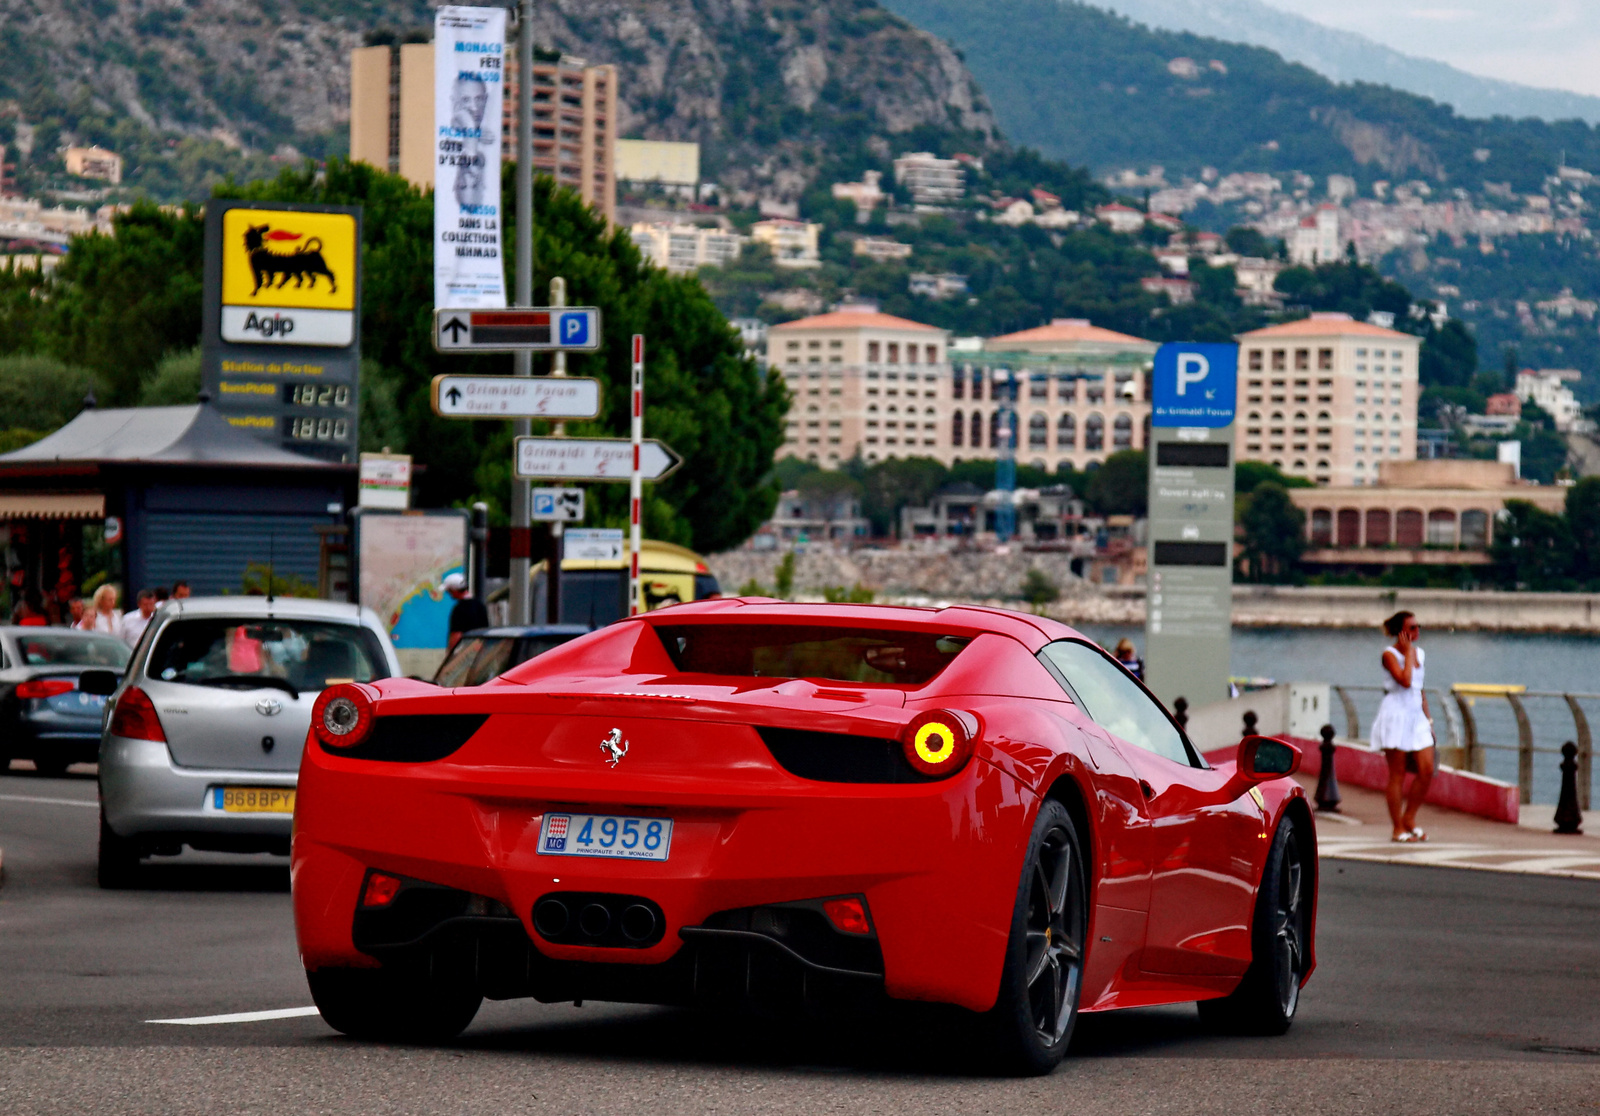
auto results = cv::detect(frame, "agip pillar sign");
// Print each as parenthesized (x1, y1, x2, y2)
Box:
(201, 200, 362, 463)
(1144, 343, 1238, 710)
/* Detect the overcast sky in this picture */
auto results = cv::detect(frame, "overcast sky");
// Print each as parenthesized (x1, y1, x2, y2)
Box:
(1259, 0, 1600, 96)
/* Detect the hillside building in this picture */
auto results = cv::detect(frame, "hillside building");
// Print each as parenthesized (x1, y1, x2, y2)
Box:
(893, 152, 965, 208)
(1094, 203, 1146, 234)
(1515, 369, 1587, 431)
(750, 219, 821, 268)
(1289, 205, 1343, 265)
(63, 146, 122, 184)
(349, 44, 616, 223)
(852, 235, 912, 262)
(832, 171, 886, 221)
(629, 222, 744, 274)
(1236, 313, 1422, 487)
(770, 310, 951, 468)
(615, 139, 698, 187)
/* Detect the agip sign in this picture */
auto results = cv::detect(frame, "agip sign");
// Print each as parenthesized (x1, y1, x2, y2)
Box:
(218, 207, 359, 346)
(202, 201, 362, 463)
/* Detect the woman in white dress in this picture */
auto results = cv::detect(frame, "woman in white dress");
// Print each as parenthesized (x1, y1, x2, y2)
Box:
(79, 584, 121, 634)
(1370, 610, 1435, 842)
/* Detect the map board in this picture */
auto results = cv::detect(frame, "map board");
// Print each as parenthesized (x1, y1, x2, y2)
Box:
(355, 510, 468, 677)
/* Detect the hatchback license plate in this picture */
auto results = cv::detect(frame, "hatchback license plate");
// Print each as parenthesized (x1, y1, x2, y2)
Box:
(214, 787, 296, 813)
(538, 813, 672, 861)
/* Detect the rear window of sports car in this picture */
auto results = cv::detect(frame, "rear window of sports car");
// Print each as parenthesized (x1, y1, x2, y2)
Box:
(653, 625, 970, 685)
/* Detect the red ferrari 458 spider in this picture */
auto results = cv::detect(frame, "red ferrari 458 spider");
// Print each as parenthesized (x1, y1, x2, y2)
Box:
(292, 601, 1315, 1073)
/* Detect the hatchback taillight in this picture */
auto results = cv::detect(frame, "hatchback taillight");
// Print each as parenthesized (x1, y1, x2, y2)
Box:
(16, 678, 75, 700)
(109, 687, 165, 742)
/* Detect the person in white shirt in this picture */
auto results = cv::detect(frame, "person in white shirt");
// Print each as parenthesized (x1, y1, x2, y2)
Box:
(80, 584, 121, 634)
(117, 589, 158, 649)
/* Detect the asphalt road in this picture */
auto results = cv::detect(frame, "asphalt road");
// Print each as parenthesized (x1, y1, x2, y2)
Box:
(3, 768, 1600, 1115)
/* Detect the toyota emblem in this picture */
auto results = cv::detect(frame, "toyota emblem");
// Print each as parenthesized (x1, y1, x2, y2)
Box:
(256, 697, 283, 717)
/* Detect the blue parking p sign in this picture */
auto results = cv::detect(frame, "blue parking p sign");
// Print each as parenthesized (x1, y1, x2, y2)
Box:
(1151, 342, 1238, 428)
(558, 311, 591, 348)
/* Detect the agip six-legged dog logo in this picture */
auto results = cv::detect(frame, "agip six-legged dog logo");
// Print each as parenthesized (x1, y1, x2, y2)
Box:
(243, 224, 338, 296)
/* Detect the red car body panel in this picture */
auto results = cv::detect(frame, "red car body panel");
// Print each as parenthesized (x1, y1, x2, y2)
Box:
(291, 600, 1316, 1017)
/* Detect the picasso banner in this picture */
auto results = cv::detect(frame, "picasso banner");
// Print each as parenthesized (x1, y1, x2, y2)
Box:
(433, 5, 507, 309)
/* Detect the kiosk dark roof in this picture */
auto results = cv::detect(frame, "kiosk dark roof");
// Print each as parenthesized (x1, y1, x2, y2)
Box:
(0, 405, 342, 468)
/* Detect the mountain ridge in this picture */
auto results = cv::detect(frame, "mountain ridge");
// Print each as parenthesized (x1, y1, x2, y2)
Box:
(1096, 0, 1600, 125)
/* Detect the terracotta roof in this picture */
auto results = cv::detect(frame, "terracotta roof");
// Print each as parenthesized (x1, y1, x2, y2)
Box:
(768, 311, 944, 333)
(1239, 314, 1415, 340)
(988, 320, 1152, 346)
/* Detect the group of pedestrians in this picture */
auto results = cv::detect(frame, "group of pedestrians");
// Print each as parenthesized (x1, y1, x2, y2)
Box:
(10, 581, 191, 648)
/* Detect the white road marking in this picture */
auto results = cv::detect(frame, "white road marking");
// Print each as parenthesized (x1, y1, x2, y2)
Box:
(147, 1007, 322, 1026)
(0, 794, 97, 809)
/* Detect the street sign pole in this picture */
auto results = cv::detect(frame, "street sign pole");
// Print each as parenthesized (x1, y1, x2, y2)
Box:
(1144, 343, 1239, 711)
(630, 334, 644, 617)
(547, 276, 567, 624)
(508, 0, 535, 626)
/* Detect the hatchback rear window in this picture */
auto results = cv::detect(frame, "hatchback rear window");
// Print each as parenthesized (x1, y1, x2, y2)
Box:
(16, 633, 130, 668)
(653, 625, 970, 685)
(148, 619, 389, 692)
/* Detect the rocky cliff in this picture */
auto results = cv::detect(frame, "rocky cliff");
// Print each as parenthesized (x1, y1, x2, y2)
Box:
(1, 0, 997, 200)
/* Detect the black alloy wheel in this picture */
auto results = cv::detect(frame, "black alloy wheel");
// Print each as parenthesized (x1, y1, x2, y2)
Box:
(96, 808, 142, 889)
(986, 799, 1087, 1075)
(1197, 812, 1310, 1035)
(307, 966, 482, 1043)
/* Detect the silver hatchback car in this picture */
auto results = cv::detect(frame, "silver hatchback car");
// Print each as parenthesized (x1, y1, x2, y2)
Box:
(95, 596, 400, 887)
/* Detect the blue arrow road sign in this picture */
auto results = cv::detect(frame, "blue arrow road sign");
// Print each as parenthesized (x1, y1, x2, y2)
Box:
(1152, 342, 1238, 428)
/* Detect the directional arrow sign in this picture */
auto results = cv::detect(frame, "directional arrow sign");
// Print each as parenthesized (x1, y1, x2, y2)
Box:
(434, 307, 602, 352)
(514, 436, 682, 482)
(430, 375, 601, 419)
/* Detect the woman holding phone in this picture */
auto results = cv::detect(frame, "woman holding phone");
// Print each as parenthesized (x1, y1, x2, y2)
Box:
(1371, 610, 1435, 842)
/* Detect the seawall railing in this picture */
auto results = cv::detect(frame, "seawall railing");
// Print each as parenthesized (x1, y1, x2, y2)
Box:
(1331, 684, 1595, 808)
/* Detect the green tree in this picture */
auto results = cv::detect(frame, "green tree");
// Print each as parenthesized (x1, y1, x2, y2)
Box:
(1238, 482, 1305, 583)
(1567, 477, 1600, 584)
(1235, 459, 1314, 495)
(1490, 499, 1574, 589)
(774, 551, 796, 600)
(1418, 317, 1478, 389)
(44, 201, 206, 404)
(847, 455, 948, 537)
(1085, 450, 1147, 515)
(1224, 226, 1274, 258)
(138, 347, 202, 406)
(1022, 567, 1060, 613)
(0, 354, 103, 430)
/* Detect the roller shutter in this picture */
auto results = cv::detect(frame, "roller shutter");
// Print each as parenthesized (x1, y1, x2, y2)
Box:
(142, 512, 329, 596)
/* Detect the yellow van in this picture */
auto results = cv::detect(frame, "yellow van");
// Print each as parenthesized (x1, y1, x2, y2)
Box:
(531, 539, 722, 626)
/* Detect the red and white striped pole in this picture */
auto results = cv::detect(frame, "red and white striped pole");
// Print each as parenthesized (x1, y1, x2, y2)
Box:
(629, 334, 644, 617)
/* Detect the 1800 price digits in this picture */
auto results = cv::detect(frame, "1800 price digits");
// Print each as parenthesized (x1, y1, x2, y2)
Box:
(286, 416, 350, 442)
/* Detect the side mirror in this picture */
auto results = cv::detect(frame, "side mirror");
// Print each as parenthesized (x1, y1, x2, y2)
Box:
(77, 669, 121, 697)
(1237, 735, 1302, 782)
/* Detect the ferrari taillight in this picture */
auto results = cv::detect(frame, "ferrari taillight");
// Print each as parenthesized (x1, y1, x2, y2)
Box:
(109, 687, 165, 742)
(312, 683, 376, 749)
(361, 871, 403, 908)
(901, 709, 977, 778)
(822, 896, 873, 935)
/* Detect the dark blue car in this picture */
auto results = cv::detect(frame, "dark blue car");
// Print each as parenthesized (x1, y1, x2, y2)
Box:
(432, 625, 590, 687)
(0, 627, 131, 776)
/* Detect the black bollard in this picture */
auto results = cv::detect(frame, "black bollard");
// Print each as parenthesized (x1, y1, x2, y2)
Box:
(1554, 741, 1584, 835)
(1242, 709, 1258, 739)
(1314, 723, 1342, 813)
(1173, 696, 1188, 730)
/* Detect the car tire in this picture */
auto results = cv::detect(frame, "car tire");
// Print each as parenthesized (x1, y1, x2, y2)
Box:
(34, 756, 69, 778)
(983, 799, 1088, 1075)
(97, 809, 142, 889)
(1197, 811, 1310, 1036)
(307, 966, 482, 1043)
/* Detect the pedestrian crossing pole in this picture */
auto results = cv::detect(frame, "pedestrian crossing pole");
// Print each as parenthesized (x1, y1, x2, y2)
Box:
(629, 334, 644, 616)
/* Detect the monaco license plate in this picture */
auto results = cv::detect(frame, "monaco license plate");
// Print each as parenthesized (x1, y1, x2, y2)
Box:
(538, 812, 673, 861)
(213, 787, 296, 814)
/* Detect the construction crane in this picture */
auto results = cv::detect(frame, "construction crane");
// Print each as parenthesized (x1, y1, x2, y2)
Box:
(994, 367, 1018, 541)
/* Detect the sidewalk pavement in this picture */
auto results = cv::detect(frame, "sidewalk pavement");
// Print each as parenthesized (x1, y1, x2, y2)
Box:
(1297, 772, 1600, 881)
